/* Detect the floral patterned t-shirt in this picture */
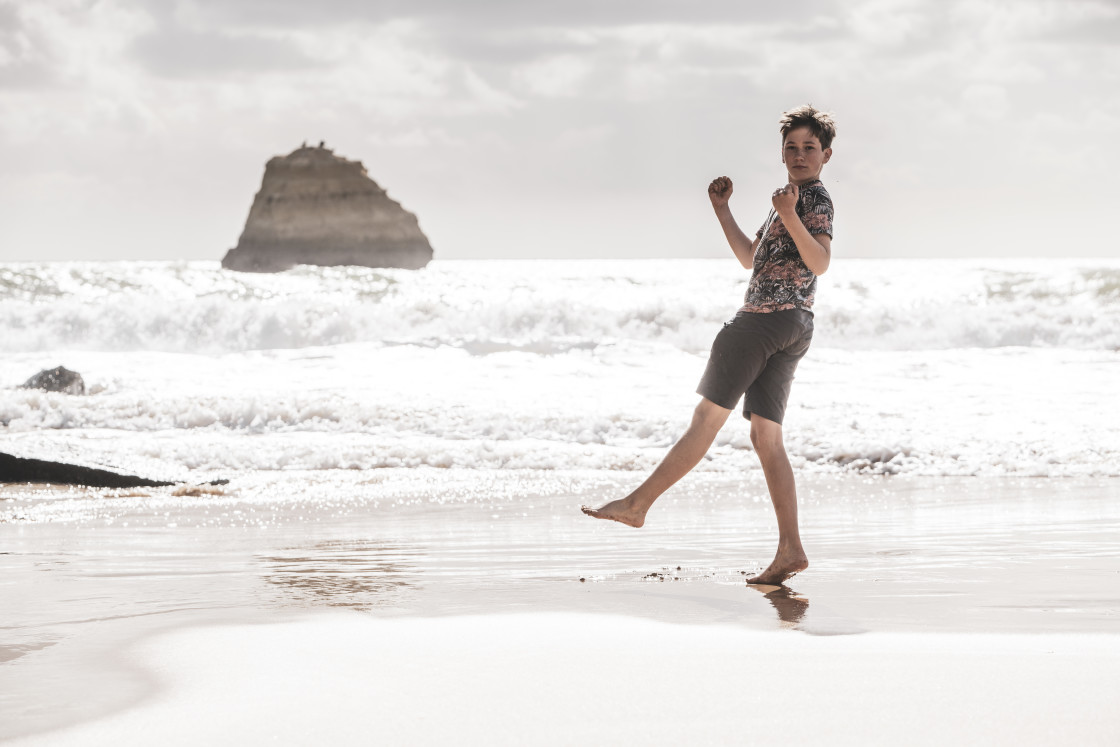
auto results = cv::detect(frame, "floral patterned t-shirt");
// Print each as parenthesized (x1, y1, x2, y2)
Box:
(740, 179, 834, 314)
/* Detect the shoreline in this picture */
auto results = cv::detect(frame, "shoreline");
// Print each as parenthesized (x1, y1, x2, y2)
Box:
(4, 473, 1119, 743)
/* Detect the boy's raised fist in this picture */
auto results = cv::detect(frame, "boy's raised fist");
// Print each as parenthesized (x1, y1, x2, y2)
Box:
(771, 182, 799, 215)
(708, 176, 733, 207)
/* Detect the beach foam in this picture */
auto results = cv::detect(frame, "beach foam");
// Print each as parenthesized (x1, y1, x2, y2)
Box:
(2, 259, 1118, 482)
(1, 344, 1116, 480)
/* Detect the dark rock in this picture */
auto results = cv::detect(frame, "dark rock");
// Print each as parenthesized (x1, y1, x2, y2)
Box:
(222, 144, 433, 272)
(0, 452, 174, 488)
(21, 366, 85, 395)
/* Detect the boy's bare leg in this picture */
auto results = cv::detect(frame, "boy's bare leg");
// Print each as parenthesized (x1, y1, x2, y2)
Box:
(746, 415, 809, 584)
(581, 398, 731, 527)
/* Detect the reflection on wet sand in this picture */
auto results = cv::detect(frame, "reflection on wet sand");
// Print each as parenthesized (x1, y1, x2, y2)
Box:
(748, 584, 868, 636)
(749, 584, 810, 628)
(0, 639, 58, 664)
(259, 540, 422, 611)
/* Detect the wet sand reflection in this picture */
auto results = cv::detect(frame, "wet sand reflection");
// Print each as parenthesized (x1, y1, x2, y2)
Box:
(258, 540, 422, 611)
(748, 584, 810, 628)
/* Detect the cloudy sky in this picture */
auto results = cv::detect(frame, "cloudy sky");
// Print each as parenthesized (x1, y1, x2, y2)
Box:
(1, 0, 1118, 261)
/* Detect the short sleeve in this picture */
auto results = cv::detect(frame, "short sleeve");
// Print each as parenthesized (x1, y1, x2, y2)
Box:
(756, 209, 777, 238)
(799, 186, 834, 238)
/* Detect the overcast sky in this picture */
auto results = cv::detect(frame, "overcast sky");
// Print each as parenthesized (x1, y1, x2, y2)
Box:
(1, 0, 1118, 262)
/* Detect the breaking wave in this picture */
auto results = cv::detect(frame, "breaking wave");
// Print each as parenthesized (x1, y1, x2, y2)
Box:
(1, 259, 1117, 354)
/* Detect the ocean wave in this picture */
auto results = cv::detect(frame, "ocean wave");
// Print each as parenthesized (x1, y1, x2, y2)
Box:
(1, 259, 1117, 353)
(3, 352, 1116, 480)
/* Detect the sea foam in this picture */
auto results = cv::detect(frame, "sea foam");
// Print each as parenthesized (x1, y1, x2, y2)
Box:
(2, 259, 1117, 481)
(1, 259, 1117, 354)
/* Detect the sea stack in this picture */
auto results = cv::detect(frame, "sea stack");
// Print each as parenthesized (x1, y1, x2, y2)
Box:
(221, 143, 433, 272)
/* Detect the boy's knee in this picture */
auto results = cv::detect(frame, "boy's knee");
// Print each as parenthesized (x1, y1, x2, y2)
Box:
(749, 418, 784, 454)
(693, 398, 731, 430)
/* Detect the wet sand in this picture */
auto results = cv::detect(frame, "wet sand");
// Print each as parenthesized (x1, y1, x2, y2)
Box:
(3, 473, 1119, 744)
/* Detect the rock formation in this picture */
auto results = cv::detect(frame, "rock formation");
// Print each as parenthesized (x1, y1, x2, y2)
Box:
(21, 366, 85, 395)
(221, 143, 434, 272)
(0, 453, 231, 488)
(0, 452, 176, 488)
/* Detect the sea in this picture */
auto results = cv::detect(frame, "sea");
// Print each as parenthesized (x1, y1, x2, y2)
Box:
(1, 258, 1118, 499)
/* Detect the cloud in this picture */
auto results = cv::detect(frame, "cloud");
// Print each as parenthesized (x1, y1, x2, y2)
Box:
(0, 1, 59, 88)
(178, 0, 842, 32)
(2, 0, 1119, 260)
(949, 0, 1120, 41)
(130, 27, 321, 77)
(513, 53, 596, 98)
(960, 82, 1009, 119)
(846, 0, 931, 46)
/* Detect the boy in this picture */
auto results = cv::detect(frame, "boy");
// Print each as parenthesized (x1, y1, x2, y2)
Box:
(582, 105, 836, 586)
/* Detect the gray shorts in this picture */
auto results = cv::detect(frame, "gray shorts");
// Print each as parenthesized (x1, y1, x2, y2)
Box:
(696, 308, 814, 425)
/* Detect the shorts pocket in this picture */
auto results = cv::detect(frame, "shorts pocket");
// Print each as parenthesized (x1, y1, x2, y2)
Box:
(798, 311, 814, 334)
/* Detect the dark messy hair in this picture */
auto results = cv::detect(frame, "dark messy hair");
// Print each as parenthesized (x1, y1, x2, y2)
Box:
(779, 105, 836, 149)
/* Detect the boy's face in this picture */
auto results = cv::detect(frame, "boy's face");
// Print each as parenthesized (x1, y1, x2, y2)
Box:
(781, 126, 831, 186)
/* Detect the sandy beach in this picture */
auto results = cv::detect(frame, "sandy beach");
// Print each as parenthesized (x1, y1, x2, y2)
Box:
(4, 258, 1118, 744)
(4, 472, 1118, 745)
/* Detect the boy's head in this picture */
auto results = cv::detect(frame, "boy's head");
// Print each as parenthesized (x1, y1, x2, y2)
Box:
(779, 104, 836, 149)
(779, 105, 835, 184)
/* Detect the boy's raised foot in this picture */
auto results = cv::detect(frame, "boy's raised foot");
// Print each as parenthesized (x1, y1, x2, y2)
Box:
(580, 499, 645, 528)
(746, 551, 809, 585)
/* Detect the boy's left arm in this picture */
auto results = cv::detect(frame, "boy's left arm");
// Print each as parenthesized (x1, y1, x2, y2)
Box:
(772, 184, 831, 276)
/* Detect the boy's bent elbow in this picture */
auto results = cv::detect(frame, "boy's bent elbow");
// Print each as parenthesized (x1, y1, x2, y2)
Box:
(806, 252, 830, 276)
(811, 239, 831, 275)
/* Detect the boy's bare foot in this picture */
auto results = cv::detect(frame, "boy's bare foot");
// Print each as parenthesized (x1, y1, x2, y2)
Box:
(746, 551, 808, 585)
(580, 499, 645, 528)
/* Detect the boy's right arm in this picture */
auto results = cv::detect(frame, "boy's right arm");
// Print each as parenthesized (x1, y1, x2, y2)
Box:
(708, 176, 756, 270)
